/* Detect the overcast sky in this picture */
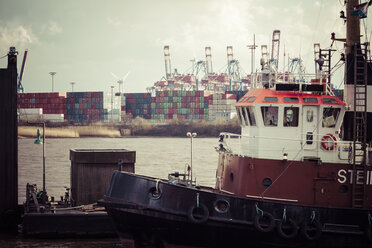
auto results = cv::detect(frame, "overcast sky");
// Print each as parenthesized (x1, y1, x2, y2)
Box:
(0, 0, 370, 93)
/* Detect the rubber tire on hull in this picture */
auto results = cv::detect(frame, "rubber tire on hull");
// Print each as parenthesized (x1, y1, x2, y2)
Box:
(277, 218, 298, 239)
(254, 212, 275, 233)
(301, 219, 322, 241)
(188, 203, 209, 224)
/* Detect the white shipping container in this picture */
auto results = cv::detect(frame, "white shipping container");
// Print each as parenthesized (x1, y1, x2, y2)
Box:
(42, 114, 65, 123)
(19, 108, 43, 115)
(103, 92, 121, 109)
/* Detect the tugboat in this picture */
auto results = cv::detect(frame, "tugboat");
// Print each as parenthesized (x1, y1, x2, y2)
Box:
(103, 1, 372, 247)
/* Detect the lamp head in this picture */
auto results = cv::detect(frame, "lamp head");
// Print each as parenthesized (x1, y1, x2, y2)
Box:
(34, 129, 43, 144)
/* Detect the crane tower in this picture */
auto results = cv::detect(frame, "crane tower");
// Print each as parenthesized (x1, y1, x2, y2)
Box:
(205, 47, 213, 75)
(260, 45, 269, 69)
(270, 30, 281, 70)
(164, 45, 172, 80)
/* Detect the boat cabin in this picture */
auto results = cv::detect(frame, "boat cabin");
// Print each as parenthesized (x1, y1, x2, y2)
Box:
(233, 87, 347, 163)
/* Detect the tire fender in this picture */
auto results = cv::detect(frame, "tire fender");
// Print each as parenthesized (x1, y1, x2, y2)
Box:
(277, 218, 298, 239)
(187, 203, 209, 224)
(254, 212, 275, 233)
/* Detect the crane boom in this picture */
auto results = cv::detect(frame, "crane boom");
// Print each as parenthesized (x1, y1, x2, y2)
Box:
(18, 49, 28, 93)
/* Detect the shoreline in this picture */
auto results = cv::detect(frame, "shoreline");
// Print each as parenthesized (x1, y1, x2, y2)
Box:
(18, 118, 240, 138)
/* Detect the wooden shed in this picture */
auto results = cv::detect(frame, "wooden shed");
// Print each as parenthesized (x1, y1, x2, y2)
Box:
(70, 149, 135, 206)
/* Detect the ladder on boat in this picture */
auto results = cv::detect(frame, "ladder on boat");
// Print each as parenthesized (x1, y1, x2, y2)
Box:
(351, 43, 368, 208)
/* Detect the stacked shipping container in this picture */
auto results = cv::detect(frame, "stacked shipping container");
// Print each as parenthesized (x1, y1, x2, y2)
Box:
(125, 93, 152, 119)
(66, 92, 103, 123)
(208, 93, 237, 121)
(18, 92, 67, 114)
(150, 90, 212, 121)
(18, 90, 244, 123)
(103, 92, 122, 122)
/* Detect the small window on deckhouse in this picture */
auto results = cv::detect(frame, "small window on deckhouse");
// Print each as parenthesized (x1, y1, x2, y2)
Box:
(283, 107, 299, 127)
(237, 107, 243, 125)
(241, 107, 249, 126)
(247, 107, 256, 126)
(323, 108, 340, 128)
(261, 106, 278, 126)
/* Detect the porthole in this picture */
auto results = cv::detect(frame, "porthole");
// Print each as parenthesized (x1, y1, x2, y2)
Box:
(338, 185, 348, 194)
(214, 199, 230, 213)
(230, 173, 234, 181)
(148, 187, 161, 199)
(262, 178, 272, 187)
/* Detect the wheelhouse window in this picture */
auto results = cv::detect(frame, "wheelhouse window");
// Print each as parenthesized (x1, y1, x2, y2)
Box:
(283, 107, 299, 127)
(242, 107, 249, 126)
(247, 96, 256, 102)
(261, 106, 278, 126)
(247, 107, 256, 126)
(283, 97, 299, 103)
(263, 97, 278, 102)
(322, 98, 338, 104)
(237, 107, 243, 124)
(303, 97, 318, 103)
(323, 108, 340, 128)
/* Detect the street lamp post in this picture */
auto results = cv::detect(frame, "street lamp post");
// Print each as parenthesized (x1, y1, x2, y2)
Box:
(70, 82, 75, 92)
(49, 72, 56, 92)
(30, 121, 47, 204)
(187, 132, 197, 184)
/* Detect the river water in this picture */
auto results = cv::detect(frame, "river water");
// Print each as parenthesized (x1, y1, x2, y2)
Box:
(5, 137, 219, 248)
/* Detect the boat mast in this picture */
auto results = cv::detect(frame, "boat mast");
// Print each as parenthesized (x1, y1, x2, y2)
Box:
(343, 0, 369, 208)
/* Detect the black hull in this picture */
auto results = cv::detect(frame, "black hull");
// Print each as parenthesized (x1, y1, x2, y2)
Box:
(103, 171, 372, 248)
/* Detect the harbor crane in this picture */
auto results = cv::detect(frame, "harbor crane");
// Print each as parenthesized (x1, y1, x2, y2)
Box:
(164, 45, 172, 80)
(17, 49, 28, 93)
(205, 47, 213, 75)
(270, 30, 281, 70)
(226, 46, 242, 90)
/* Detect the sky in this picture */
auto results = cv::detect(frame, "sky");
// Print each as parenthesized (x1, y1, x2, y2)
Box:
(0, 0, 371, 93)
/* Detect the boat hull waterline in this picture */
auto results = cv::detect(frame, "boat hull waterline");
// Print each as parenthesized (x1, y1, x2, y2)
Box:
(104, 171, 372, 248)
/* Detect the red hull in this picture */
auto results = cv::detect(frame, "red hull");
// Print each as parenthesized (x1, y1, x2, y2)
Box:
(217, 153, 372, 208)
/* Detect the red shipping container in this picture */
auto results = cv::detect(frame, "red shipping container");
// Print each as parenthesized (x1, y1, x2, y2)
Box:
(199, 108, 204, 114)
(173, 102, 177, 109)
(173, 90, 178, 96)
(164, 91, 168, 97)
(151, 97, 156, 102)
(186, 91, 190, 97)
(200, 114, 204, 119)
(168, 108, 173, 114)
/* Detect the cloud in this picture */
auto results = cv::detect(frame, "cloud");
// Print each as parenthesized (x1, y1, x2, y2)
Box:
(46, 21, 62, 35)
(0, 24, 36, 49)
